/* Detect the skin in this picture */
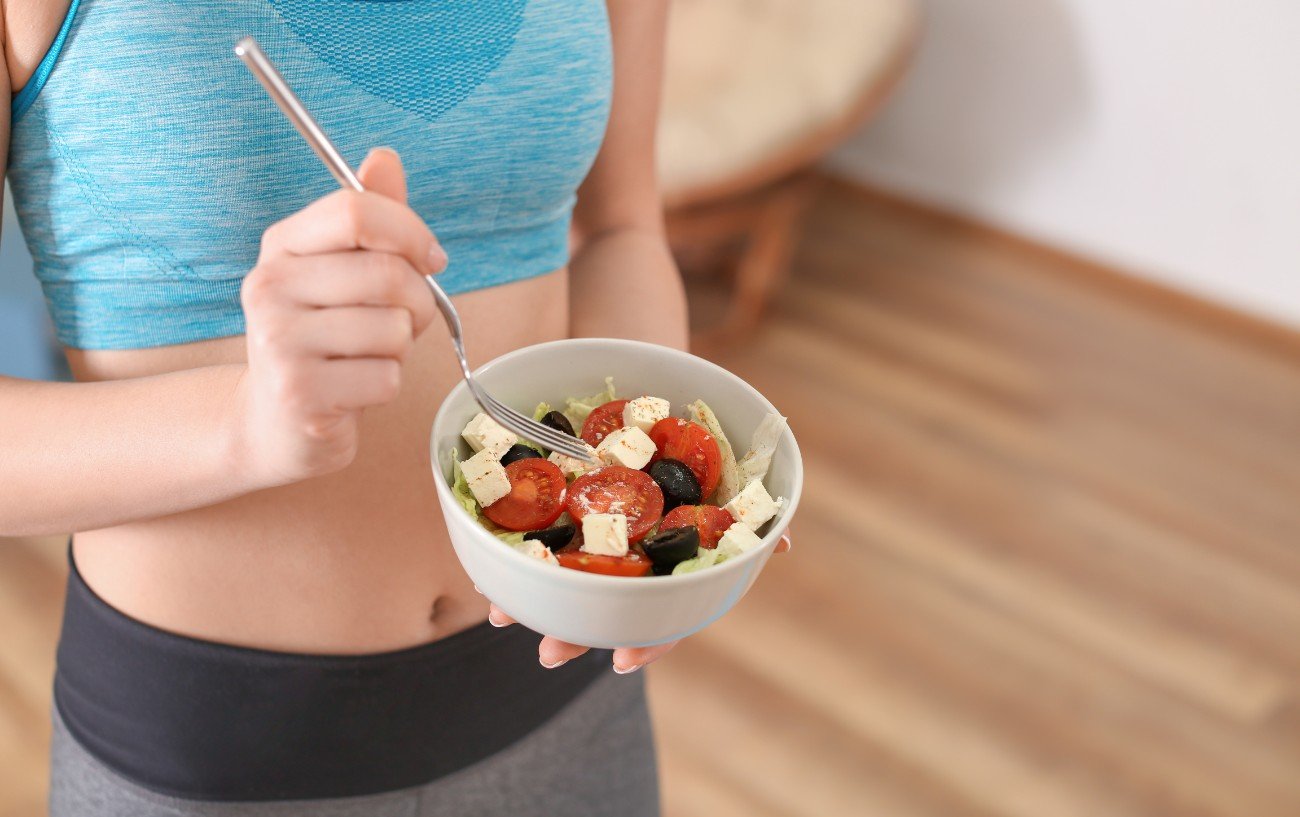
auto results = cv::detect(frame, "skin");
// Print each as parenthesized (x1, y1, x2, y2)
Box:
(0, 0, 789, 676)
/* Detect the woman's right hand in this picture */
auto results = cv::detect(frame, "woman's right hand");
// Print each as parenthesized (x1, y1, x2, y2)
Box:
(234, 148, 445, 488)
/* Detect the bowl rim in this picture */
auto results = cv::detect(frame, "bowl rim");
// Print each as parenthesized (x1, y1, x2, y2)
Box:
(430, 337, 804, 588)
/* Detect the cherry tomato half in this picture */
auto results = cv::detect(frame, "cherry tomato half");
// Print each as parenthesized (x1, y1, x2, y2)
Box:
(483, 459, 567, 531)
(565, 465, 664, 542)
(580, 399, 629, 447)
(648, 418, 722, 500)
(556, 550, 653, 577)
(659, 504, 734, 549)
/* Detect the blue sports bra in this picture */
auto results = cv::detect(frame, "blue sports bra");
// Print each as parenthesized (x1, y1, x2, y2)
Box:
(6, 0, 612, 349)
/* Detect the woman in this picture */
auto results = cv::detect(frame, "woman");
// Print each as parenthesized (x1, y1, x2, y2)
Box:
(1, 0, 791, 814)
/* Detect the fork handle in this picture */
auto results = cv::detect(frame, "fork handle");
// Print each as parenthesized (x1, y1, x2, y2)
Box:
(424, 275, 473, 382)
(235, 37, 364, 193)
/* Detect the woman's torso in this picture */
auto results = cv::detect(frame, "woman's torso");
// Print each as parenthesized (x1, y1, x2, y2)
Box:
(5, 0, 610, 653)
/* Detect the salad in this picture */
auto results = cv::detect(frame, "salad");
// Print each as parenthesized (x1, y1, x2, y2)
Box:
(449, 378, 787, 577)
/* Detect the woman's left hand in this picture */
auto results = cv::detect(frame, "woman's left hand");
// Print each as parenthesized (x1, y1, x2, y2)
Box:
(484, 527, 793, 673)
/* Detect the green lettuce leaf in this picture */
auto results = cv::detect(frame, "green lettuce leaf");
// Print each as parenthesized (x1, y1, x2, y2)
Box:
(495, 530, 527, 547)
(672, 548, 730, 575)
(563, 377, 617, 428)
(737, 412, 787, 488)
(686, 399, 741, 504)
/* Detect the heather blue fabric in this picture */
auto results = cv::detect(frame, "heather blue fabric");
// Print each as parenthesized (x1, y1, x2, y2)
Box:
(6, 0, 612, 349)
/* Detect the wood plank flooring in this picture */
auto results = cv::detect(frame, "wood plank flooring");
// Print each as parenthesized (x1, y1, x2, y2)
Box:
(3, 181, 1299, 816)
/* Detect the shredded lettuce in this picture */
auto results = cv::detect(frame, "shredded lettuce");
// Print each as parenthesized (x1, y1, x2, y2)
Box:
(532, 402, 552, 422)
(737, 413, 787, 488)
(495, 530, 527, 547)
(672, 548, 730, 575)
(450, 450, 481, 520)
(563, 377, 617, 428)
(686, 399, 741, 504)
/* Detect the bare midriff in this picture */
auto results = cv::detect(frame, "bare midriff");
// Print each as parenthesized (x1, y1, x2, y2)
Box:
(66, 270, 569, 654)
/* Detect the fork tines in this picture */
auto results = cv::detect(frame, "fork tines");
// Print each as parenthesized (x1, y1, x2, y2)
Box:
(476, 391, 597, 463)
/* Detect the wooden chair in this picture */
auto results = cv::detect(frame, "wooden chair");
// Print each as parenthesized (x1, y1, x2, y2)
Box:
(658, 0, 919, 346)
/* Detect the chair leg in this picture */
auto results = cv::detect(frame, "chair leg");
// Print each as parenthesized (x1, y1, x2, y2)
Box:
(694, 174, 820, 348)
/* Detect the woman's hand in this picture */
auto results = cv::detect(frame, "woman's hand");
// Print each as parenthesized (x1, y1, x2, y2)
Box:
(234, 148, 445, 488)
(485, 528, 793, 673)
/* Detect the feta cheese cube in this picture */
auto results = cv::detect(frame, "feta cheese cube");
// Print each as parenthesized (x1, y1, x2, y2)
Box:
(548, 443, 598, 478)
(460, 448, 512, 507)
(580, 513, 629, 557)
(622, 396, 671, 434)
(595, 426, 657, 470)
(461, 413, 517, 459)
(717, 522, 763, 557)
(723, 479, 780, 531)
(519, 538, 560, 566)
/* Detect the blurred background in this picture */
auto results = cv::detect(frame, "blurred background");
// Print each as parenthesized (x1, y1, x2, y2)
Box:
(4, 1, 1300, 815)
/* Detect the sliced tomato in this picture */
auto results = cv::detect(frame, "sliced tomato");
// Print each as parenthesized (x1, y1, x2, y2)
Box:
(483, 459, 567, 531)
(565, 466, 664, 542)
(556, 550, 653, 577)
(580, 399, 629, 447)
(648, 418, 723, 500)
(659, 504, 735, 550)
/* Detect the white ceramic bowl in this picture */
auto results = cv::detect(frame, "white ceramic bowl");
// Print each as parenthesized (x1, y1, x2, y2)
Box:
(430, 338, 802, 648)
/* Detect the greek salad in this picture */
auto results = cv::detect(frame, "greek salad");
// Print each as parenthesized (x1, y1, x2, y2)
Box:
(449, 378, 787, 577)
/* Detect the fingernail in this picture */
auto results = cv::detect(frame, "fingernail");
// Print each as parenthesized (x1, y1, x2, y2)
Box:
(472, 585, 482, 595)
(540, 657, 568, 670)
(780, 534, 793, 552)
(613, 663, 643, 675)
(428, 243, 448, 273)
(488, 611, 508, 628)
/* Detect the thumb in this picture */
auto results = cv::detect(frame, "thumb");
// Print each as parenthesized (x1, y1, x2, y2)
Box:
(357, 147, 408, 203)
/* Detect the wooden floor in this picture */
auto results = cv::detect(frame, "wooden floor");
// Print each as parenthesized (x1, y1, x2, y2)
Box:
(4, 182, 1300, 816)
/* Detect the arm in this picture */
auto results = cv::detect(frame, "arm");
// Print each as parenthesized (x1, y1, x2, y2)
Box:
(492, 1, 793, 669)
(0, 366, 254, 536)
(569, 0, 688, 352)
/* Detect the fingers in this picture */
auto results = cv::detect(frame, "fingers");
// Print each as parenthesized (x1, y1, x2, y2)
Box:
(612, 641, 679, 674)
(487, 604, 514, 627)
(308, 358, 403, 411)
(283, 307, 414, 362)
(252, 252, 438, 336)
(486, 602, 674, 673)
(356, 147, 409, 204)
(260, 186, 446, 276)
(777, 530, 793, 553)
(487, 604, 592, 668)
(538, 637, 592, 669)
(244, 283, 417, 365)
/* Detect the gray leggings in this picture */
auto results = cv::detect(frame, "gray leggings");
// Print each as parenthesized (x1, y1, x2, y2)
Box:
(49, 670, 660, 816)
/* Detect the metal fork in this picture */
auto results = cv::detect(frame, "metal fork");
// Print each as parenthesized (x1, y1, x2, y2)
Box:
(234, 36, 597, 463)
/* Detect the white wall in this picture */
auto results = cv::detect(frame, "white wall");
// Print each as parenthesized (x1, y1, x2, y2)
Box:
(830, 0, 1300, 327)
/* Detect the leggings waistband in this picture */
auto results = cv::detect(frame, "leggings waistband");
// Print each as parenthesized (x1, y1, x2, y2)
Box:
(53, 544, 608, 801)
